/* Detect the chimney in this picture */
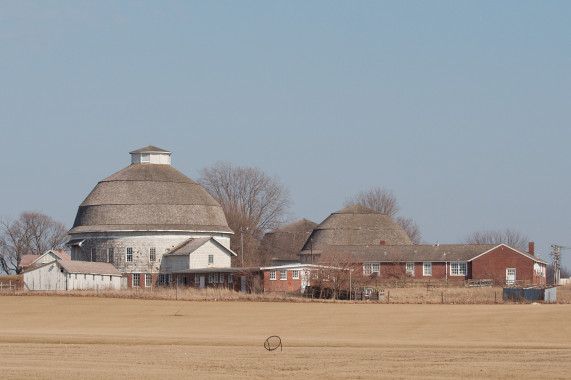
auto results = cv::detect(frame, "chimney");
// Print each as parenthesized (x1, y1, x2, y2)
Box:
(379, 240, 386, 246)
(528, 242, 535, 255)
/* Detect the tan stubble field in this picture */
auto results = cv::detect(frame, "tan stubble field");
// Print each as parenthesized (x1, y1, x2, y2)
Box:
(0, 296, 569, 379)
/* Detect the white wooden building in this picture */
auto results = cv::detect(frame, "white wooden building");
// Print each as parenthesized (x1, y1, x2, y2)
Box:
(23, 260, 122, 291)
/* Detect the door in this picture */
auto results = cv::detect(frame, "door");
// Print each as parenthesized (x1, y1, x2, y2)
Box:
(199, 276, 205, 289)
(241, 275, 247, 293)
(506, 268, 516, 284)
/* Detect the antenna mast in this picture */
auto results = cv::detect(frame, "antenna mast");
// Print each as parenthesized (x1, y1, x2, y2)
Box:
(551, 245, 561, 285)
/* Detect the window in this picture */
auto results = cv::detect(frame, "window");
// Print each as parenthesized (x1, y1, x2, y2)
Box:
(149, 248, 156, 262)
(90, 248, 96, 262)
(168, 274, 172, 284)
(269, 270, 276, 280)
(280, 270, 287, 280)
(423, 262, 432, 276)
(109, 276, 112, 282)
(228, 273, 233, 283)
(107, 248, 114, 263)
(126, 247, 133, 262)
(145, 274, 152, 287)
(194, 273, 199, 284)
(158, 274, 165, 286)
(450, 262, 467, 276)
(363, 263, 380, 275)
(220, 273, 224, 283)
(208, 254, 214, 265)
(312, 271, 318, 280)
(214, 273, 219, 283)
(406, 262, 415, 275)
(133, 274, 140, 287)
(208, 273, 213, 283)
(363, 288, 373, 296)
(292, 270, 299, 280)
(141, 153, 150, 163)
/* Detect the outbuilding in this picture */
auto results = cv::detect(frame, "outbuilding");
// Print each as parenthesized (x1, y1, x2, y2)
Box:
(23, 260, 122, 291)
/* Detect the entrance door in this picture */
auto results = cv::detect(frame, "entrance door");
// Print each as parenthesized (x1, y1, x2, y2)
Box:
(199, 276, 205, 289)
(241, 275, 247, 293)
(506, 268, 516, 284)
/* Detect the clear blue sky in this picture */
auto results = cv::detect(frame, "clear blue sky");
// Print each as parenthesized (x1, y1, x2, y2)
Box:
(1, 1, 570, 268)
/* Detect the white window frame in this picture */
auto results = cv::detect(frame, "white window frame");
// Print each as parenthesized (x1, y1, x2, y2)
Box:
(208, 254, 214, 265)
(126, 247, 133, 262)
(214, 273, 219, 283)
(280, 270, 287, 281)
(107, 248, 113, 263)
(132, 273, 140, 287)
(220, 273, 224, 283)
(141, 153, 151, 163)
(158, 274, 165, 286)
(145, 273, 152, 287)
(208, 273, 213, 283)
(406, 262, 415, 275)
(423, 262, 432, 276)
(269, 270, 277, 281)
(228, 273, 233, 283)
(363, 262, 380, 276)
(149, 247, 156, 262)
(450, 262, 467, 276)
(292, 270, 299, 280)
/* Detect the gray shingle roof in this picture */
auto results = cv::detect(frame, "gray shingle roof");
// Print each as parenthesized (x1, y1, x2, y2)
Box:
(318, 244, 547, 264)
(69, 163, 232, 234)
(301, 205, 412, 252)
(58, 260, 122, 275)
(259, 219, 318, 261)
(129, 146, 171, 154)
(165, 237, 237, 257)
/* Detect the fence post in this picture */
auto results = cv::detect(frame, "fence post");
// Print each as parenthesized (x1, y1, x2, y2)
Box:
(441, 291, 444, 303)
(495, 291, 497, 303)
(387, 290, 390, 303)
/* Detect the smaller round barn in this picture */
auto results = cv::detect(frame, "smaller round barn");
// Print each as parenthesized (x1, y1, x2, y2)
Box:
(299, 204, 412, 263)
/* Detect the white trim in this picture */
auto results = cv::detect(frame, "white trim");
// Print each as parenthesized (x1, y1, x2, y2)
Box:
(468, 244, 546, 264)
(423, 262, 432, 276)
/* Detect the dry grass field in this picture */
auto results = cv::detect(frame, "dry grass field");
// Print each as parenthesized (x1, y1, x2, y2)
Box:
(0, 296, 570, 379)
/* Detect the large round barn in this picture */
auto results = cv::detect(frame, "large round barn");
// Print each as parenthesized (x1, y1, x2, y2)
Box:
(67, 146, 235, 287)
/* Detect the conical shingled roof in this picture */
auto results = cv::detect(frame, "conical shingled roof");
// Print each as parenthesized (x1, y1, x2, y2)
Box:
(69, 156, 232, 234)
(259, 219, 318, 262)
(301, 204, 412, 252)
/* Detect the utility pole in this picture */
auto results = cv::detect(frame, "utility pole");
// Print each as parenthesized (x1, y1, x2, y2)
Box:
(240, 227, 244, 267)
(551, 244, 562, 285)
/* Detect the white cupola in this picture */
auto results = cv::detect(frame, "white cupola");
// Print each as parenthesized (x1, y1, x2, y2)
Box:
(129, 146, 172, 165)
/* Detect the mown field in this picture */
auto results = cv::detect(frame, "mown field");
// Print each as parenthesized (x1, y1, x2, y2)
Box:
(0, 296, 571, 379)
(0, 296, 570, 379)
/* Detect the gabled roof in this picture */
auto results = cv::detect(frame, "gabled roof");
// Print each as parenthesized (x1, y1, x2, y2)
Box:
(18, 249, 71, 268)
(470, 244, 548, 264)
(165, 237, 237, 257)
(259, 219, 318, 262)
(18, 255, 41, 268)
(129, 146, 171, 154)
(318, 244, 547, 264)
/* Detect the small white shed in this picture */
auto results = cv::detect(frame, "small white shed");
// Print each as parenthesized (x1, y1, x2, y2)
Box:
(23, 260, 122, 291)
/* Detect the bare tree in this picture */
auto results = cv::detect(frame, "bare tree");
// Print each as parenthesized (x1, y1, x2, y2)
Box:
(344, 186, 399, 217)
(0, 212, 68, 274)
(464, 228, 528, 250)
(197, 162, 291, 266)
(395, 216, 422, 244)
(344, 186, 422, 244)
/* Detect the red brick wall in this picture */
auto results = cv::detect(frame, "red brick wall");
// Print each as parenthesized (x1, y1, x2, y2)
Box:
(263, 269, 303, 292)
(471, 246, 535, 285)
